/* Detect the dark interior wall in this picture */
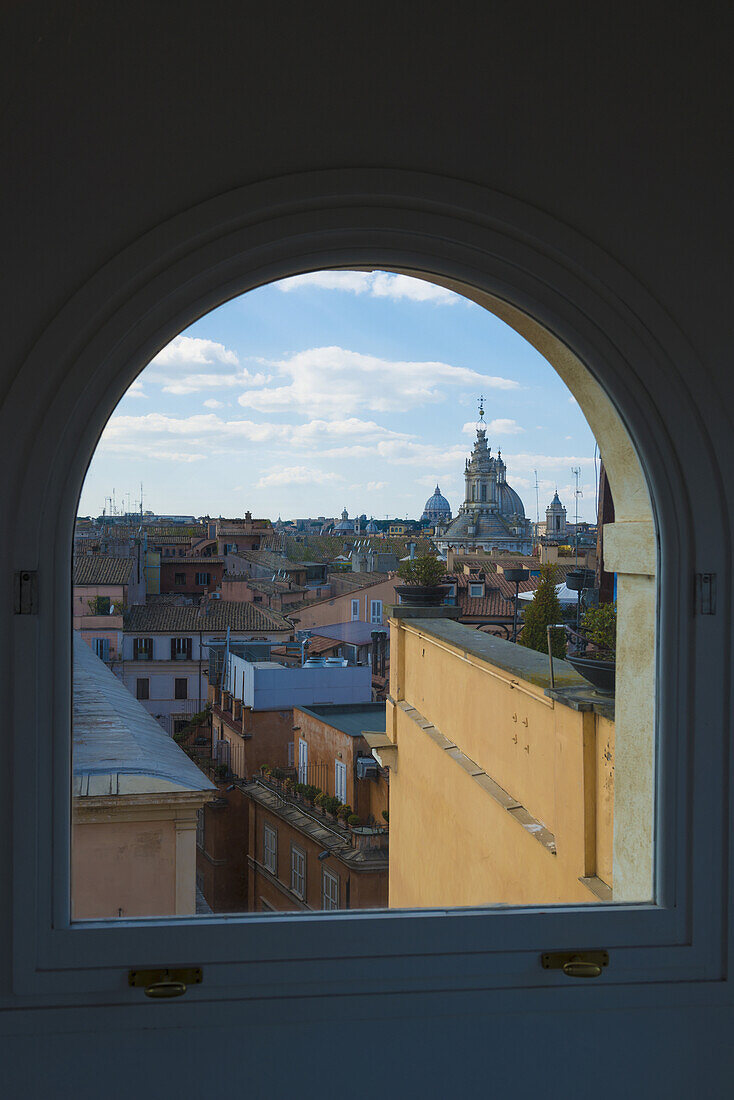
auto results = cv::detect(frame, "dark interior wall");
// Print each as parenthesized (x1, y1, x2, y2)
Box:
(1, 4, 733, 1095)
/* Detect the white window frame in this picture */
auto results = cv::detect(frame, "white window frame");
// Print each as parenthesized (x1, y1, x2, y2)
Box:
(370, 599, 382, 624)
(468, 582, 484, 598)
(195, 571, 210, 586)
(9, 174, 728, 1014)
(335, 760, 347, 804)
(290, 846, 306, 899)
(298, 738, 308, 783)
(351, 598, 360, 621)
(262, 824, 277, 875)
(322, 868, 340, 911)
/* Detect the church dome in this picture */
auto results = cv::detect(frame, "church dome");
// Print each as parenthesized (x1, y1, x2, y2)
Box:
(421, 485, 452, 523)
(333, 506, 355, 533)
(498, 482, 526, 518)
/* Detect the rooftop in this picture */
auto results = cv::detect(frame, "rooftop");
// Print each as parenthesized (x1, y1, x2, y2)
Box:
(303, 620, 387, 645)
(123, 600, 292, 633)
(296, 702, 387, 737)
(73, 555, 134, 586)
(242, 780, 388, 871)
(72, 634, 215, 796)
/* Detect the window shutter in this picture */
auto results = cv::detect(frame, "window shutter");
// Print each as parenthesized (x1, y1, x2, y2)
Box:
(170, 638, 176, 660)
(133, 639, 139, 660)
(186, 638, 192, 660)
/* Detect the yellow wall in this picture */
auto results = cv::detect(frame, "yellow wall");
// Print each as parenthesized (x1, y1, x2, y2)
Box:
(385, 619, 614, 909)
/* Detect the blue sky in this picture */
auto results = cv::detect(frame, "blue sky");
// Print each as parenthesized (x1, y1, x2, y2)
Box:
(80, 271, 598, 523)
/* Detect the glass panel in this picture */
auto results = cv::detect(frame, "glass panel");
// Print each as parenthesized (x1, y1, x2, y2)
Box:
(71, 270, 655, 919)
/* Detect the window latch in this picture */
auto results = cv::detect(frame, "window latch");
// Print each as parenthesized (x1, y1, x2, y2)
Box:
(541, 950, 608, 978)
(695, 573, 716, 615)
(13, 570, 38, 614)
(128, 967, 202, 998)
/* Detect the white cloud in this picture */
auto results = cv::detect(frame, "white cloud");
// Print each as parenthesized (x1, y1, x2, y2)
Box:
(203, 398, 224, 409)
(151, 335, 239, 368)
(96, 412, 412, 463)
(143, 334, 271, 395)
(275, 270, 461, 305)
(366, 481, 387, 491)
(256, 466, 344, 488)
(461, 418, 524, 435)
(125, 379, 147, 399)
(239, 346, 518, 417)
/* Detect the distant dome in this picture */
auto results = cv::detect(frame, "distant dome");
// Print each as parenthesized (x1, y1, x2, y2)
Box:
(333, 506, 355, 533)
(365, 519, 379, 533)
(421, 485, 452, 524)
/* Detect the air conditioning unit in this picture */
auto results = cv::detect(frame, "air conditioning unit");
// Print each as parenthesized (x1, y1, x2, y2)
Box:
(356, 756, 379, 780)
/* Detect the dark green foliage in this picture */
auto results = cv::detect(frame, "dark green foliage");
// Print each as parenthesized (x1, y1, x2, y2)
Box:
(397, 554, 446, 585)
(381, 810, 389, 823)
(518, 564, 566, 657)
(347, 814, 361, 827)
(581, 601, 617, 654)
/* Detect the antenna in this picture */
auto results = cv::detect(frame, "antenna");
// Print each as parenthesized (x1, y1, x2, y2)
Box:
(571, 466, 583, 565)
(534, 469, 540, 524)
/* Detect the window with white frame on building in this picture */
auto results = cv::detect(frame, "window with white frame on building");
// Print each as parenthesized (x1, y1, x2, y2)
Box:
(290, 845, 305, 898)
(171, 637, 192, 660)
(370, 599, 382, 624)
(351, 598, 360, 620)
(335, 760, 347, 803)
(133, 637, 153, 660)
(92, 637, 110, 661)
(468, 582, 484, 598)
(196, 572, 210, 586)
(322, 867, 339, 910)
(263, 824, 277, 874)
(298, 738, 308, 782)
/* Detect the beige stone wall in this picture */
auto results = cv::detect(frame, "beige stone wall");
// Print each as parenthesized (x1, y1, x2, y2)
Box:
(385, 620, 614, 910)
(72, 795, 207, 919)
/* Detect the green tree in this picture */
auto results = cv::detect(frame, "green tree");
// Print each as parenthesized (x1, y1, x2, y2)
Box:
(518, 564, 565, 657)
(581, 601, 617, 654)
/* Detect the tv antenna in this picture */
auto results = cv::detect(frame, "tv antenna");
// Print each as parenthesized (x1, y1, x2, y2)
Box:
(571, 467, 583, 564)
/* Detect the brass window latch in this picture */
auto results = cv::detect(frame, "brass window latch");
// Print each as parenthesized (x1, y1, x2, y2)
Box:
(128, 967, 202, 998)
(541, 950, 609, 978)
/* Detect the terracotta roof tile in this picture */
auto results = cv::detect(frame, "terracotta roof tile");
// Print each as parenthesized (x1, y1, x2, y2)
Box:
(123, 600, 291, 633)
(73, 556, 134, 586)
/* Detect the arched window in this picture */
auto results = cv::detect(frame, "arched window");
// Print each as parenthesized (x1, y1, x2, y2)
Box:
(10, 172, 721, 1008)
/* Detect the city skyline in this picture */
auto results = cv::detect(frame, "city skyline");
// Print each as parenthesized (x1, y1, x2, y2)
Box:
(80, 271, 599, 523)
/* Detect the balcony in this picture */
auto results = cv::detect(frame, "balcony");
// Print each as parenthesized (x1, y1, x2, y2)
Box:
(380, 617, 614, 909)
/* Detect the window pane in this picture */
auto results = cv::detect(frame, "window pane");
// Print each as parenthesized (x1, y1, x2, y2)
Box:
(71, 270, 655, 919)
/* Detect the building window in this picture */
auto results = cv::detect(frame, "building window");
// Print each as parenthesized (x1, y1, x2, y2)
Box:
(174, 572, 186, 585)
(133, 637, 153, 660)
(92, 637, 110, 661)
(469, 582, 484, 598)
(335, 760, 347, 803)
(174, 677, 188, 700)
(171, 637, 192, 660)
(290, 845, 306, 899)
(370, 599, 382, 624)
(298, 738, 308, 782)
(263, 824, 277, 874)
(322, 868, 339, 911)
(351, 598, 360, 621)
(287, 741, 294, 767)
(136, 677, 149, 700)
(91, 595, 111, 615)
(196, 572, 210, 586)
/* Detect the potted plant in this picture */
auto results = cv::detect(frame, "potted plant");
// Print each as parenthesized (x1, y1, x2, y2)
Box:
(566, 601, 616, 695)
(395, 554, 448, 607)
